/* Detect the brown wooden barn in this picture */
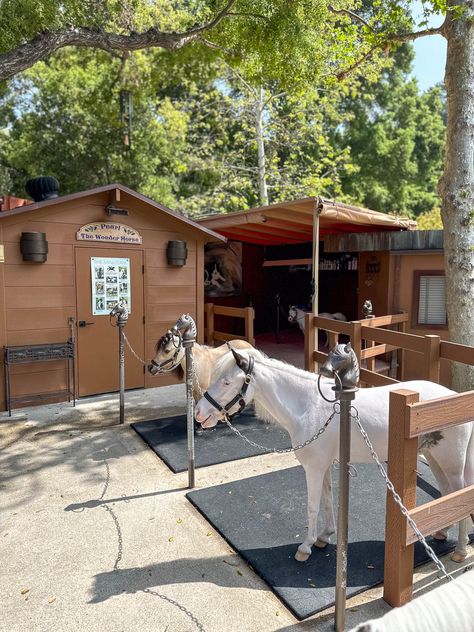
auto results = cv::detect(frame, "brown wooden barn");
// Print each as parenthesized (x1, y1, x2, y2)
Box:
(198, 198, 449, 381)
(0, 183, 223, 412)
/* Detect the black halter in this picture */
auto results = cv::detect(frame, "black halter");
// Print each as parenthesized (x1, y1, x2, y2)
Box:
(203, 356, 255, 421)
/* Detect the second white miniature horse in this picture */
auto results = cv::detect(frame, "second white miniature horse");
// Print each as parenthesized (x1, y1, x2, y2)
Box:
(195, 345, 474, 563)
(288, 306, 347, 347)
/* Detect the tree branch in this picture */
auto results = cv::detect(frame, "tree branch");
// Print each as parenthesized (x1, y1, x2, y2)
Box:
(335, 24, 446, 81)
(0, 0, 238, 82)
(328, 5, 375, 32)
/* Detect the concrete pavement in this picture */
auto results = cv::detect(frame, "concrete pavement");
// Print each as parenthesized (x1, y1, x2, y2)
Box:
(1, 386, 472, 632)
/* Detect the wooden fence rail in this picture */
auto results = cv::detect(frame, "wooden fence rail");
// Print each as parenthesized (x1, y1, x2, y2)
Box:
(305, 312, 410, 385)
(384, 389, 474, 606)
(304, 312, 474, 387)
(204, 303, 255, 346)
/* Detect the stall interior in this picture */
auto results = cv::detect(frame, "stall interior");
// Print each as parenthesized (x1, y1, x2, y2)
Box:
(205, 240, 360, 343)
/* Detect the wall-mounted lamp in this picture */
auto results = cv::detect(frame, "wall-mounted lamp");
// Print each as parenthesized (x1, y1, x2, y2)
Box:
(167, 240, 187, 266)
(20, 231, 48, 262)
(106, 204, 129, 216)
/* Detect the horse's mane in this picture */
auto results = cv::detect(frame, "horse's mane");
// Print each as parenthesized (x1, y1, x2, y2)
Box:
(214, 349, 323, 425)
(155, 333, 212, 354)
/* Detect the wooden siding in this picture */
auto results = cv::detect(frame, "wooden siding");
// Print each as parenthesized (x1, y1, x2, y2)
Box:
(0, 190, 207, 410)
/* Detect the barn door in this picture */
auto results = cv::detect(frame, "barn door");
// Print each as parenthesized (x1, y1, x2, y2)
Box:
(75, 247, 145, 397)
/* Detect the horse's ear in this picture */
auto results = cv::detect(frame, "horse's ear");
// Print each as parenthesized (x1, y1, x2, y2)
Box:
(230, 347, 249, 371)
(344, 342, 352, 354)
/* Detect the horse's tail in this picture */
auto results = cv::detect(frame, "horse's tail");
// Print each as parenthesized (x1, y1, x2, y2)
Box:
(464, 421, 474, 487)
(465, 423, 474, 523)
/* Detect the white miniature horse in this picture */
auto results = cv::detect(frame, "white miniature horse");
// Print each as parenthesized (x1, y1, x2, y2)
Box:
(288, 306, 347, 346)
(195, 346, 474, 563)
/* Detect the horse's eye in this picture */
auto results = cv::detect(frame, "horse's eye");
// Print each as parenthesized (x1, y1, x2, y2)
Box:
(222, 378, 231, 386)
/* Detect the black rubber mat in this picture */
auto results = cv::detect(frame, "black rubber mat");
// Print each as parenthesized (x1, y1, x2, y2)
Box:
(131, 409, 291, 472)
(187, 461, 471, 620)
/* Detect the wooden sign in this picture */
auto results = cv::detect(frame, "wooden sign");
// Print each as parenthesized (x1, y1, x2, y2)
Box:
(77, 222, 142, 244)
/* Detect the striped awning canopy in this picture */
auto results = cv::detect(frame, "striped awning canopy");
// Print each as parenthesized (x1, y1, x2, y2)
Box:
(197, 197, 416, 246)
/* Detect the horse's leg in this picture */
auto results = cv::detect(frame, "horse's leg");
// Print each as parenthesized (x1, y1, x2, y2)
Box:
(295, 465, 324, 562)
(425, 446, 470, 562)
(422, 450, 449, 540)
(315, 466, 335, 548)
(452, 518, 470, 563)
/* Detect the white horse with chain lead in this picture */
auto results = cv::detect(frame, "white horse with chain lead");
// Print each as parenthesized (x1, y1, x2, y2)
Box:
(195, 345, 474, 564)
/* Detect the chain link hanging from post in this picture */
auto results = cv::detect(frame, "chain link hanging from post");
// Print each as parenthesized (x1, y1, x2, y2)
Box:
(109, 302, 129, 425)
(350, 406, 453, 583)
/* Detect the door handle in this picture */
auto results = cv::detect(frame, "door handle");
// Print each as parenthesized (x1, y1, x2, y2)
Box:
(78, 320, 94, 327)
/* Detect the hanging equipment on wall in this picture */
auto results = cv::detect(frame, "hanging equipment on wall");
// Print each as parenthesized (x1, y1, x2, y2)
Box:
(167, 240, 188, 266)
(20, 231, 48, 262)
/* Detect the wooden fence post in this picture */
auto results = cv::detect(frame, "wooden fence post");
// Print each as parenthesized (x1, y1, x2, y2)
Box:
(205, 303, 214, 346)
(305, 312, 317, 372)
(383, 389, 420, 607)
(245, 307, 255, 346)
(423, 334, 441, 383)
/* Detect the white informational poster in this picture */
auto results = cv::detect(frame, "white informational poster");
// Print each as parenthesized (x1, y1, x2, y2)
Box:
(91, 257, 131, 315)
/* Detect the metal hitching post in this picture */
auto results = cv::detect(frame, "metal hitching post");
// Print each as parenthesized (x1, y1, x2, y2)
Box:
(184, 336, 195, 488)
(335, 385, 357, 632)
(110, 303, 129, 425)
(319, 343, 359, 632)
(174, 314, 197, 489)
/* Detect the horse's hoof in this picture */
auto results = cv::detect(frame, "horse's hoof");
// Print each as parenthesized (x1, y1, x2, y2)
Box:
(314, 538, 329, 549)
(295, 549, 311, 562)
(451, 551, 467, 563)
(432, 531, 448, 541)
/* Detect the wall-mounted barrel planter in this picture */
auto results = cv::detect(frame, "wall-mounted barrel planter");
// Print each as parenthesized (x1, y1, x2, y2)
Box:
(166, 240, 187, 266)
(20, 232, 48, 262)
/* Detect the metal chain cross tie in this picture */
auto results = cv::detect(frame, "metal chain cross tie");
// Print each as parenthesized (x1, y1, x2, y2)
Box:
(350, 405, 453, 583)
(122, 332, 148, 365)
(98, 453, 206, 630)
(222, 403, 339, 454)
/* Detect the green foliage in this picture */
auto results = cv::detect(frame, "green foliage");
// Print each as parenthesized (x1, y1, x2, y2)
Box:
(0, 49, 190, 205)
(416, 207, 443, 229)
(337, 46, 446, 217)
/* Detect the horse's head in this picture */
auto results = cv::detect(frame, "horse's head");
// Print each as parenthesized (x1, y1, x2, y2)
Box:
(195, 347, 256, 428)
(319, 342, 359, 389)
(148, 328, 184, 375)
(288, 306, 298, 324)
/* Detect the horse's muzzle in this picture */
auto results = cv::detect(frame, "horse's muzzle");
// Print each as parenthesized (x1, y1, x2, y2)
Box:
(148, 361, 160, 375)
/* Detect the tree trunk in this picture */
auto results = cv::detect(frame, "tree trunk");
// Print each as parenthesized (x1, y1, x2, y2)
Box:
(255, 86, 269, 206)
(439, 1, 474, 391)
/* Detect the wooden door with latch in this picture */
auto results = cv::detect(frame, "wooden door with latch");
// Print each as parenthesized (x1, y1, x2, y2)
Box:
(75, 247, 145, 397)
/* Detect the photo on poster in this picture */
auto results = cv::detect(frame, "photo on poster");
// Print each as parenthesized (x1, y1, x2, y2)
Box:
(204, 241, 242, 297)
(91, 257, 131, 315)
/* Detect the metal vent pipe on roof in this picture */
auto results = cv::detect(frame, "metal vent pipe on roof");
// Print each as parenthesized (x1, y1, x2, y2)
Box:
(25, 176, 60, 202)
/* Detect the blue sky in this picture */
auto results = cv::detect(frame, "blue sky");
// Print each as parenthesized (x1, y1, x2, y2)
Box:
(411, 2, 447, 91)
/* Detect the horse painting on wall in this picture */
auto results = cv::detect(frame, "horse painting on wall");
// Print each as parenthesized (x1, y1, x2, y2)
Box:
(204, 241, 243, 298)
